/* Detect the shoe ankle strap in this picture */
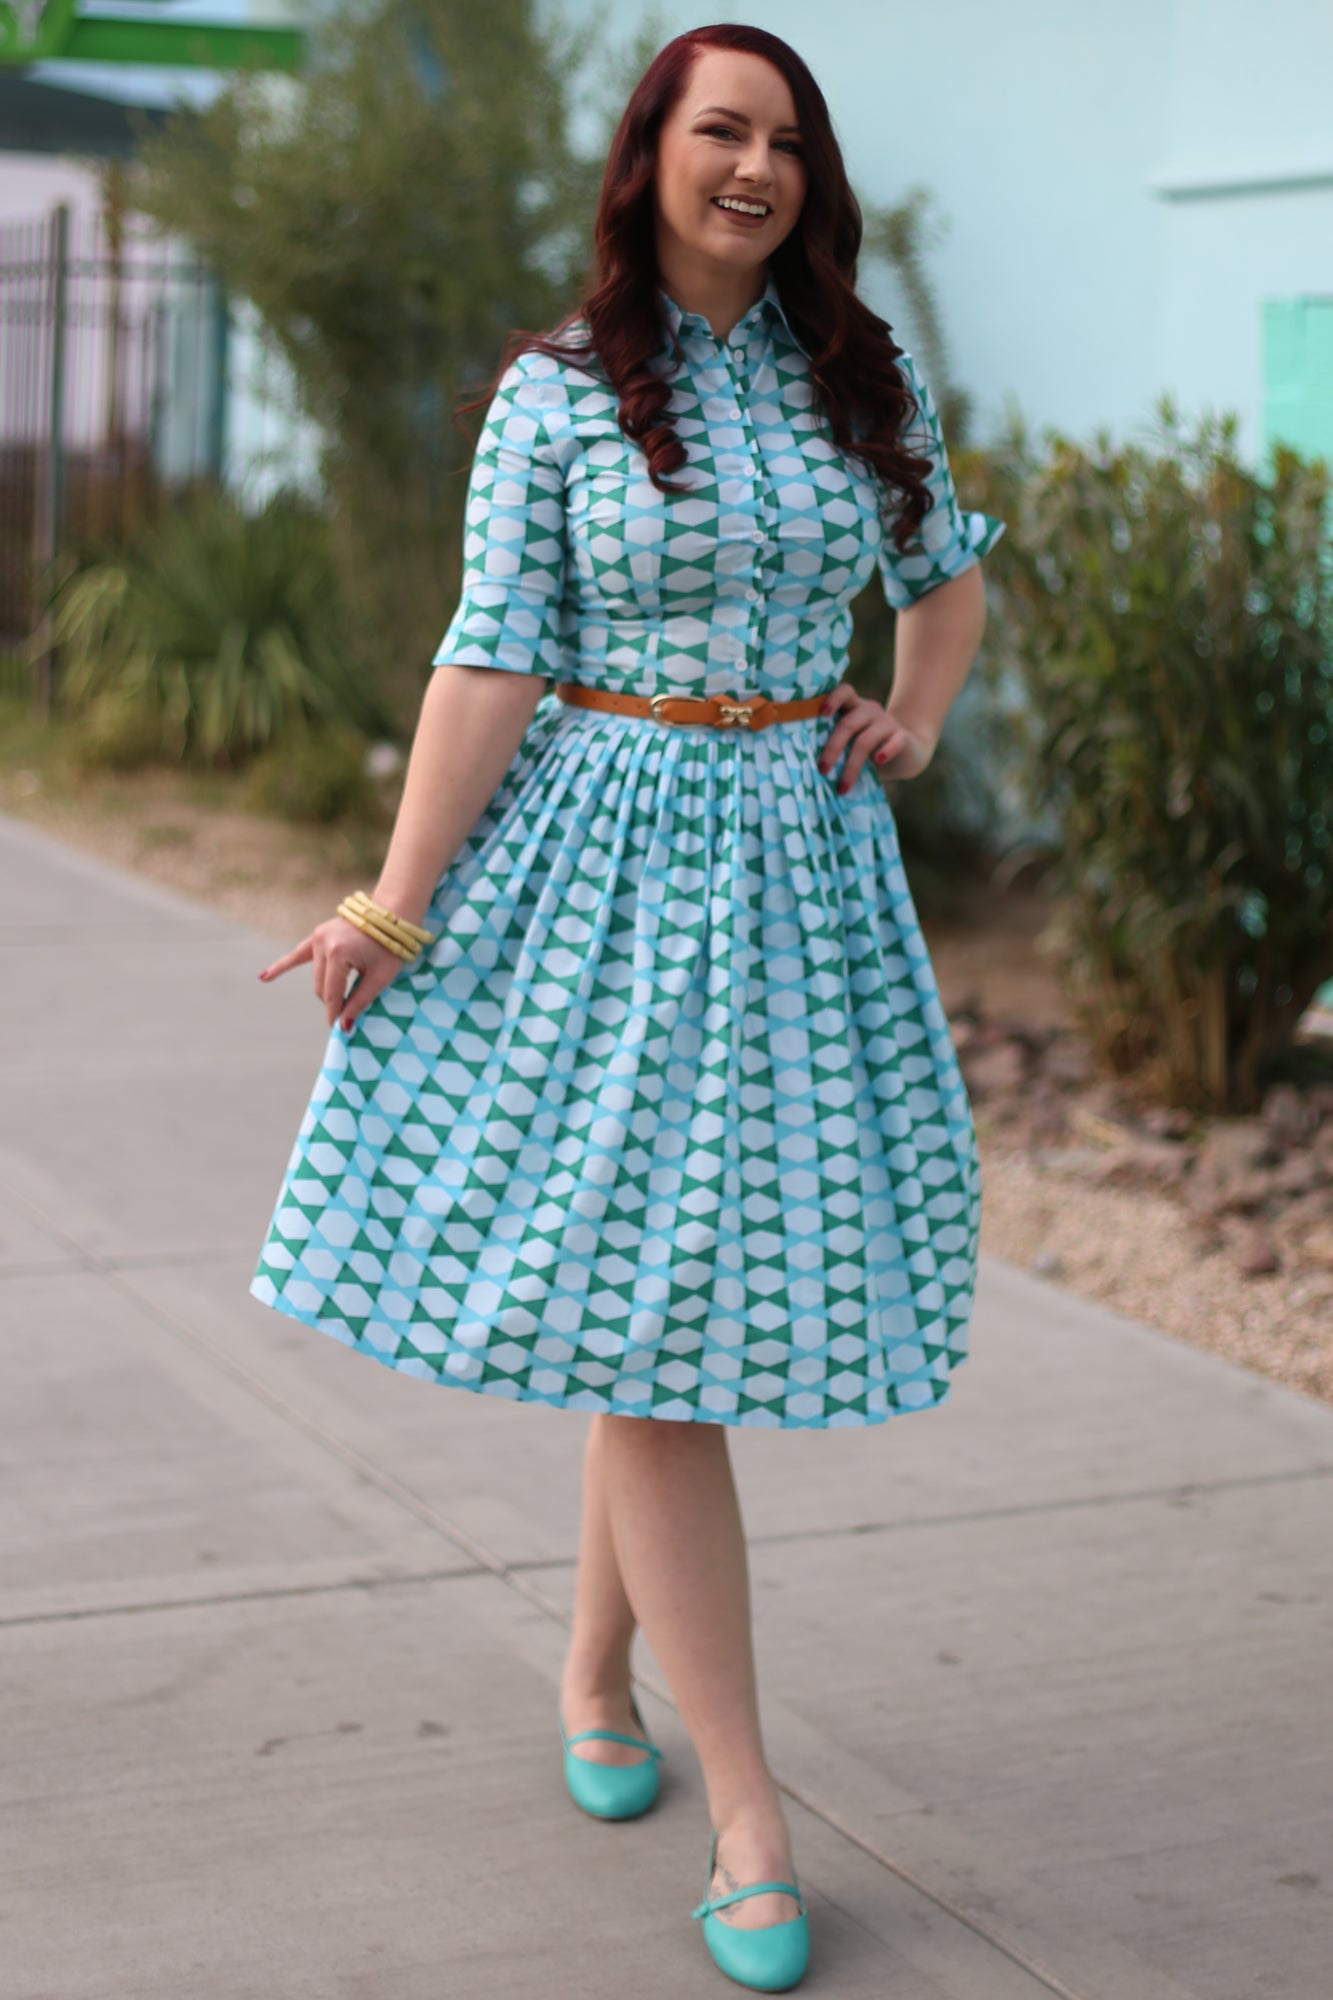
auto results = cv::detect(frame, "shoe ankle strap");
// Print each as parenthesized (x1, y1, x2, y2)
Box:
(563, 1724, 665, 1757)
(692, 1879, 807, 1920)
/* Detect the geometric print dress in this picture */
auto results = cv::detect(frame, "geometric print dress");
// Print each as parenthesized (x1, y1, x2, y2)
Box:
(249, 273, 1006, 1428)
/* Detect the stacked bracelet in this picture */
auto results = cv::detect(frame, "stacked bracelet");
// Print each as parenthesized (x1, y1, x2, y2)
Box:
(336, 889, 437, 961)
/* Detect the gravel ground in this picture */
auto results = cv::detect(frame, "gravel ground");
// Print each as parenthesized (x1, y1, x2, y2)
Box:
(975, 1137, 1333, 1405)
(3, 747, 1328, 1413)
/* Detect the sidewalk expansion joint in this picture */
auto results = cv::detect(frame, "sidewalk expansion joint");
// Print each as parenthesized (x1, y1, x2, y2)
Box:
(0, 1177, 1165, 2000)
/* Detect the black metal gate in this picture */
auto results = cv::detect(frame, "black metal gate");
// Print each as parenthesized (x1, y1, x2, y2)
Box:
(0, 200, 226, 694)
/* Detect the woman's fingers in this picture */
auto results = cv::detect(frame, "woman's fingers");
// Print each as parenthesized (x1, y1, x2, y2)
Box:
(871, 724, 909, 773)
(338, 960, 395, 1034)
(257, 918, 407, 1032)
(257, 935, 315, 981)
(817, 689, 869, 772)
(819, 694, 899, 791)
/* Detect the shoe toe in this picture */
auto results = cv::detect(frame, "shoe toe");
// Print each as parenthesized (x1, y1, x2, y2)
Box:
(564, 1747, 660, 1820)
(702, 1910, 810, 1992)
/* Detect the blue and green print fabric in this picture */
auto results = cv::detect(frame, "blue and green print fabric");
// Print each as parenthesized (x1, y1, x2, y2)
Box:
(249, 274, 1006, 1428)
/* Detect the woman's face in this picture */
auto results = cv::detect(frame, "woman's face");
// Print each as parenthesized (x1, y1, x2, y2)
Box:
(653, 48, 808, 281)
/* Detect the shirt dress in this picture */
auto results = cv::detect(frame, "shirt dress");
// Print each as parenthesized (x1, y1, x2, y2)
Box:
(249, 273, 1005, 1429)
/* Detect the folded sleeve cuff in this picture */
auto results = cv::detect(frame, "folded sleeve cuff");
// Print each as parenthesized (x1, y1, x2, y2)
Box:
(879, 509, 1006, 611)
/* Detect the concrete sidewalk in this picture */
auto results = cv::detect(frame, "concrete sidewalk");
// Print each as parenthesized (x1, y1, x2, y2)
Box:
(3, 806, 1331, 2000)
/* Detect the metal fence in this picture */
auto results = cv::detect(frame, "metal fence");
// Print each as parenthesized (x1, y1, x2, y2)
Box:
(0, 200, 227, 676)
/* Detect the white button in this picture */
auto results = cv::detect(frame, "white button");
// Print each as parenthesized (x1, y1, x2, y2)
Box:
(743, 460, 756, 476)
(729, 406, 742, 420)
(751, 529, 764, 543)
(745, 588, 760, 603)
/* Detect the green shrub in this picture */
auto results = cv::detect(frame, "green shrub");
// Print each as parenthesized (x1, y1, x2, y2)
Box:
(846, 440, 1017, 917)
(67, 688, 175, 771)
(240, 724, 386, 825)
(971, 397, 1333, 1111)
(51, 487, 390, 769)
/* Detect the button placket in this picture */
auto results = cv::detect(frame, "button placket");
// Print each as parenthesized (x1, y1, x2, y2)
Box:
(736, 330, 779, 676)
(718, 336, 766, 662)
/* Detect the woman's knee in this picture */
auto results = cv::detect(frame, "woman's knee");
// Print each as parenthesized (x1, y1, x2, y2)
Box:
(600, 1411, 728, 1455)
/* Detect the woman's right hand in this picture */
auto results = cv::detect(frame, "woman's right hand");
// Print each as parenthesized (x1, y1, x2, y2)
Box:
(257, 914, 408, 1032)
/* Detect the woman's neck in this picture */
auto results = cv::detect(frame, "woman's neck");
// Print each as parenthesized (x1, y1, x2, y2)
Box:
(654, 252, 767, 344)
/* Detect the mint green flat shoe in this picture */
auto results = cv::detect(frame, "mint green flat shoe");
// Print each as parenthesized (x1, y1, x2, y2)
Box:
(691, 1829, 810, 1992)
(558, 1690, 665, 1820)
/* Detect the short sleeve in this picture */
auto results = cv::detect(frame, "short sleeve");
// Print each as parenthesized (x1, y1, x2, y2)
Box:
(877, 351, 1006, 611)
(432, 352, 572, 678)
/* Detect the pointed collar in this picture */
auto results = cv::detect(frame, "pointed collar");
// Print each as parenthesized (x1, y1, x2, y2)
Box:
(655, 271, 810, 359)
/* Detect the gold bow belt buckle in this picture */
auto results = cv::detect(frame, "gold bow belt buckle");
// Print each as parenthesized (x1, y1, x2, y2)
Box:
(648, 690, 764, 728)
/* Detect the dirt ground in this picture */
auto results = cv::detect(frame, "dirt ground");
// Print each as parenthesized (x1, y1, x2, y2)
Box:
(3, 729, 1328, 1413)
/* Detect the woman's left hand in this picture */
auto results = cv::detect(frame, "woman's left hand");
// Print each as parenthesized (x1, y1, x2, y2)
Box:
(817, 683, 937, 790)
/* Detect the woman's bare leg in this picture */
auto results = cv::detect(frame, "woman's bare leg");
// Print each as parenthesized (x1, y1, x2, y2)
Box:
(558, 1413, 646, 1766)
(596, 1411, 801, 1930)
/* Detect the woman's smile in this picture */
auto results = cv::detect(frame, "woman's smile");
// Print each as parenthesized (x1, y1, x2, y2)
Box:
(711, 194, 773, 226)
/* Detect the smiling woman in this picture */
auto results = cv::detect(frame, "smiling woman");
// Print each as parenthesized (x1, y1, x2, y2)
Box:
(249, 20, 1003, 1992)
(655, 78, 808, 253)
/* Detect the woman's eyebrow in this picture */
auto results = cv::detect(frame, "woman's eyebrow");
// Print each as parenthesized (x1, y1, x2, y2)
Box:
(694, 104, 803, 135)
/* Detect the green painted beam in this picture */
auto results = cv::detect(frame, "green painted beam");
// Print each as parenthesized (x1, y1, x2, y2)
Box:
(0, 2, 305, 70)
(65, 19, 304, 68)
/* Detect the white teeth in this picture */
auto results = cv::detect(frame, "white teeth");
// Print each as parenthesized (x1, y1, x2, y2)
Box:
(715, 197, 769, 217)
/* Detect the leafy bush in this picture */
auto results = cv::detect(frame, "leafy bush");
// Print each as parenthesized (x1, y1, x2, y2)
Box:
(240, 724, 387, 825)
(52, 488, 389, 769)
(848, 621, 1008, 919)
(970, 397, 1333, 1111)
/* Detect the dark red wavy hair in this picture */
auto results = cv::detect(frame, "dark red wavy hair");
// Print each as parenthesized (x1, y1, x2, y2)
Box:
(466, 22, 935, 550)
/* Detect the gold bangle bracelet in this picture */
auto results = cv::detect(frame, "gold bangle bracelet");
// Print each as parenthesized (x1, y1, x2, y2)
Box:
(337, 902, 417, 960)
(337, 906, 413, 959)
(340, 889, 429, 946)
(338, 916, 410, 960)
(345, 889, 435, 947)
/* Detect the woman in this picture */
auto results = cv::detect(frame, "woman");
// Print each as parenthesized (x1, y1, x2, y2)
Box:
(252, 22, 1003, 1994)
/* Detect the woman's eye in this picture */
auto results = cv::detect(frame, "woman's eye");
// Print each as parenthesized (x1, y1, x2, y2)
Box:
(703, 124, 737, 140)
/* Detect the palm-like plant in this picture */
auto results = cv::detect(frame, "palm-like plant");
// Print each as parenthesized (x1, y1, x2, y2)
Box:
(52, 487, 389, 767)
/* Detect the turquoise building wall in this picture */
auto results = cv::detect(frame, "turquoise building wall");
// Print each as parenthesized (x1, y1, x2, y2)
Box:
(563, 0, 1333, 469)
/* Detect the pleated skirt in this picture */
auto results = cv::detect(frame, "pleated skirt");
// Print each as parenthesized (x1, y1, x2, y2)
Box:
(249, 694, 980, 1427)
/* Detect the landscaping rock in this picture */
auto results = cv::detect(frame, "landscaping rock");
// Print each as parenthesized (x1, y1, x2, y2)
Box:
(1261, 1082, 1313, 1143)
(1195, 1118, 1282, 1178)
(1032, 1145, 1115, 1178)
(1039, 1036, 1095, 1087)
(1184, 1168, 1276, 1220)
(1269, 1151, 1326, 1199)
(961, 1039, 1027, 1098)
(1231, 1224, 1281, 1277)
(1139, 1104, 1193, 1141)
(1299, 1227, 1333, 1272)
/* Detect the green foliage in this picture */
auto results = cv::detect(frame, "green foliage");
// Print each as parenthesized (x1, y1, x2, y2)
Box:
(860, 186, 976, 445)
(846, 586, 1006, 919)
(968, 397, 1333, 1111)
(53, 487, 385, 769)
(124, 0, 610, 733)
(240, 723, 386, 824)
(843, 195, 1008, 907)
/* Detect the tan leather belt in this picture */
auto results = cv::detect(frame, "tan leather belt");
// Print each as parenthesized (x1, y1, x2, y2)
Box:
(554, 681, 834, 731)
